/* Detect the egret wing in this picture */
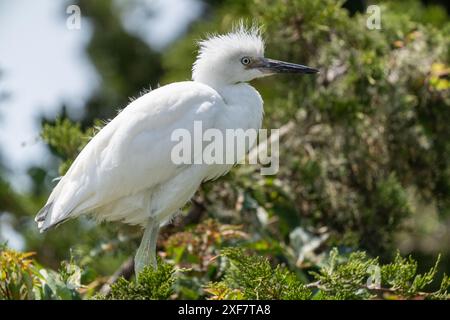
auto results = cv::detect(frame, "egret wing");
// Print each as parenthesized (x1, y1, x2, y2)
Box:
(37, 81, 224, 230)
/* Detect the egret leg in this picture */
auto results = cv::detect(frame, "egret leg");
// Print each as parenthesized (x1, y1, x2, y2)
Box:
(134, 218, 160, 277)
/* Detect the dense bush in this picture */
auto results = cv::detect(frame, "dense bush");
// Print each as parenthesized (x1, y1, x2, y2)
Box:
(2, 243, 448, 300)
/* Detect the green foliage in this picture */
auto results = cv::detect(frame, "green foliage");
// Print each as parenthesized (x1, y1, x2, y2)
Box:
(41, 118, 93, 175)
(37, 262, 82, 300)
(0, 245, 81, 300)
(207, 247, 449, 300)
(2, 243, 448, 300)
(255, 0, 450, 256)
(310, 248, 450, 300)
(205, 248, 311, 300)
(102, 261, 175, 300)
(0, 245, 40, 299)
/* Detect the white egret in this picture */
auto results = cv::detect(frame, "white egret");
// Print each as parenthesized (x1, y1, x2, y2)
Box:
(35, 26, 318, 275)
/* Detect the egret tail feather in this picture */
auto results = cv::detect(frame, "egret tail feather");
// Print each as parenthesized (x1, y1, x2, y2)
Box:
(35, 201, 71, 232)
(35, 202, 53, 223)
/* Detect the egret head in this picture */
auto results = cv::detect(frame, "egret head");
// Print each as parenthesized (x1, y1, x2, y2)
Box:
(192, 25, 318, 88)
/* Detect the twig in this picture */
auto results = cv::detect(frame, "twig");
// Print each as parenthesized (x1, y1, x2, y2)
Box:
(98, 257, 134, 296)
(304, 280, 432, 299)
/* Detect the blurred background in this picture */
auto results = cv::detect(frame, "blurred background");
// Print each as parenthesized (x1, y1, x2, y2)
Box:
(0, 0, 449, 298)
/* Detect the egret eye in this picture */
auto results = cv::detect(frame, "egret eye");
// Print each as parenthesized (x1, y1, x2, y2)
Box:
(241, 57, 251, 66)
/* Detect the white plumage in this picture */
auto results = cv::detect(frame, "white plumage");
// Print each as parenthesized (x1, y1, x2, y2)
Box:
(36, 25, 318, 274)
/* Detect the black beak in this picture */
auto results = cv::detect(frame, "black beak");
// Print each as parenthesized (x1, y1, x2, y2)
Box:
(256, 58, 319, 75)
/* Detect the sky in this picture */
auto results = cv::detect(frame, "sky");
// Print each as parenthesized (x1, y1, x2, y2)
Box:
(0, 0, 96, 189)
(0, 0, 203, 191)
(0, 0, 203, 249)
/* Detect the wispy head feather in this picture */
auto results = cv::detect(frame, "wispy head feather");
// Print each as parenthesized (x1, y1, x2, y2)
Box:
(195, 23, 264, 63)
(192, 23, 265, 86)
